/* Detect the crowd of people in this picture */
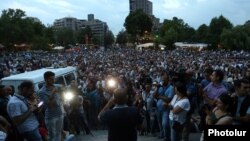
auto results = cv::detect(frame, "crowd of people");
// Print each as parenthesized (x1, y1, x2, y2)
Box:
(0, 47, 250, 141)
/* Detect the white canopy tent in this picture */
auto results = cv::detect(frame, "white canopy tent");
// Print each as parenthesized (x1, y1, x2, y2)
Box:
(53, 46, 65, 50)
(174, 42, 208, 51)
(136, 43, 154, 48)
(136, 43, 166, 50)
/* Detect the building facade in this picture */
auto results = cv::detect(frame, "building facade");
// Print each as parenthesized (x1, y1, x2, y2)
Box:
(53, 14, 108, 42)
(129, 0, 152, 15)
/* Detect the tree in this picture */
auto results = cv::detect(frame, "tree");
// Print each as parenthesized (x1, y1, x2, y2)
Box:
(162, 27, 178, 50)
(0, 8, 53, 50)
(104, 30, 115, 47)
(0, 8, 27, 47)
(44, 26, 55, 43)
(195, 24, 209, 43)
(124, 9, 153, 41)
(208, 15, 233, 49)
(158, 17, 195, 49)
(116, 29, 128, 46)
(220, 25, 250, 50)
(76, 26, 93, 44)
(54, 28, 75, 47)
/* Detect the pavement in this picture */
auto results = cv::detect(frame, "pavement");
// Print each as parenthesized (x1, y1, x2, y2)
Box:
(74, 130, 201, 141)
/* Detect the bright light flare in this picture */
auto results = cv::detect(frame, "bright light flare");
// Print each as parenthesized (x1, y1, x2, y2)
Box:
(64, 91, 74, 101)
(107, 79, 116, 88)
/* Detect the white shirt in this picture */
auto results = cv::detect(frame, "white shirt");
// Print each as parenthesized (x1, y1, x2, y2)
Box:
(169, 95, 190, 124)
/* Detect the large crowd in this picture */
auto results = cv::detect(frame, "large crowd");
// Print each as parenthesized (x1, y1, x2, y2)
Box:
(0, 47, 250, 141)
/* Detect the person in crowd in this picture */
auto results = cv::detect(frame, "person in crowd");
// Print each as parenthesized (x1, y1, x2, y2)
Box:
(182, 70, 198, 141)
(38, 71, 64, 141)
(0, 85, 10, 121)
(232, 79, 250, 125)
(198, 67, 213, 131)
(141, 83, 157, 135)
(85, 79, 101, 129)
(205, 94, 233, 125)
(200, 67, 213, 90)
(169, 81, 190, 141)
(3, 86, 14, 96)
(98, 88, 142, 141)
(155, 74, 175, 141)
(0, 115, 11, 141)
(68, 80, 91, 135)
(0, 85, 23, 141)
(200, 94, 233, 141)
(199, 69, 228, 132)
(203, 69, 228, 107)
(7, 81, 42, 141)
(27, 90, 48, 141)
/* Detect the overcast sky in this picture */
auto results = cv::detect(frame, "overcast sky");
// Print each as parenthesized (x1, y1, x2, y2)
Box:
(0, 0, 249, 35)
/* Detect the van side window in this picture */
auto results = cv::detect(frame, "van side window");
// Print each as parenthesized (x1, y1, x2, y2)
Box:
(55, 76, 65, 86)
(65, 73, 75, 86)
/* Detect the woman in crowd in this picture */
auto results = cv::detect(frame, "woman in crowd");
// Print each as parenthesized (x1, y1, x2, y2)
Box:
(200, 94, 233, 141)
(169, 81, 190, 141)
(205, 94, 233, 125)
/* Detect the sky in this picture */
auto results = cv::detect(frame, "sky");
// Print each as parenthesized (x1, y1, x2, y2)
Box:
(0, 0, 250, 35)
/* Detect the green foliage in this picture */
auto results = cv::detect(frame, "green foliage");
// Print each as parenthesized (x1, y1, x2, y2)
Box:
(1, 8, 249, 51)
(76, 26, 93, 44)
(54, 28, 75, 47)
(124, 9, 153, 37)
(116, 29, 128, 46)
(0, 8, 52, 50)
(104, 30, 115, 46)
(158, 17, 195, 49)
(195, 24, 209, 43)
(32, 36, 50, 51)
(44, 26, 55, 43)
(0, 8, 27, 47)
(208, 15, 233, 49)
(220, 25, 250, 50)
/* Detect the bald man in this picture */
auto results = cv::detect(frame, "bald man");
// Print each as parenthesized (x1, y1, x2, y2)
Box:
(98, 88, 142, 141)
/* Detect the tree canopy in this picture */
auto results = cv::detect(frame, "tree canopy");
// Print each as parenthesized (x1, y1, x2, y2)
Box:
(124, 9, 153, 37)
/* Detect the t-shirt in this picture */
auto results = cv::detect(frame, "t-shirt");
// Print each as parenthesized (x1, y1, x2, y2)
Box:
(100, 106, 142, 141)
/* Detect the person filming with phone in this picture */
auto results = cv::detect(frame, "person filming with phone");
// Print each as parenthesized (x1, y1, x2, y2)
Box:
(38, 71, 64, 141)
(7, 81, 42, 141)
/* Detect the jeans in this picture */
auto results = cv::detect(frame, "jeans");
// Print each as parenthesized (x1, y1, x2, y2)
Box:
(170, 120, 183, 141)
(45, 116, 64, 141)
(22, 128, 42, 141)
(157, 110, 170, 141)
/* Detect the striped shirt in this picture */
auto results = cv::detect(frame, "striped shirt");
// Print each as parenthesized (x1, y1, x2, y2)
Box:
(38, 84, 64, 120)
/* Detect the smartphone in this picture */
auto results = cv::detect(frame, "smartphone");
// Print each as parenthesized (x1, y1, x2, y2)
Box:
(38, 101, 44, 107)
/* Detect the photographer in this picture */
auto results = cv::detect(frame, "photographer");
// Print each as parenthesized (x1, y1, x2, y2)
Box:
(67, 80, 91, 135)
(7, 81, 42, 141)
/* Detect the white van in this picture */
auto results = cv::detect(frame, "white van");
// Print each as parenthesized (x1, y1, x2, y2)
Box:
(0, 66, 77, 93)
